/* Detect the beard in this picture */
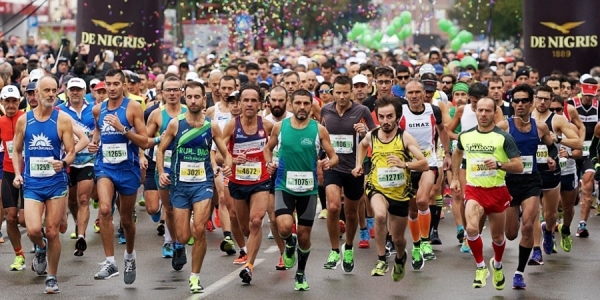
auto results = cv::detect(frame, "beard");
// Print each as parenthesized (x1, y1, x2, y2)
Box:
(271, 106, 285, 118)
(381, 123, 395, 133)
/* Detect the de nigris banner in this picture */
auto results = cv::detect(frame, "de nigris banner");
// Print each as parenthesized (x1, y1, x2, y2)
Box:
(523, 0, 600, 76)
(76, 0, 164, 69)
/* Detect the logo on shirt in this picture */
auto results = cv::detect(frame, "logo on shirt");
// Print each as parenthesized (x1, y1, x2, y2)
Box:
(466, 143, 495, 153)
(408, 122, 431, 128)
(301, 138, 313, 146)
(258, 130, 265, 138)
(29, 133, 53, 150)
(101, 122, 122, 135)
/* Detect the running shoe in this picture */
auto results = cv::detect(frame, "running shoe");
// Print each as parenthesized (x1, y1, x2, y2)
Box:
(512, 273, 526, 290)
(358, 229, 370, 249)
(386, 238, 396, 256)
(93, 219, 100, 233)
(283, 234, 297, 268)
(430, 230, 442, 245)
(189, 276, 204, 294)
(70, 232, 77, 239)
(461, 238, 471, 253)
(318, 209, 328, 219)
(421, 241, 436, 261)
(541, 222, 554, 255)
(576, 222, 589, 237)
(138, 198, 145, 207)
(558, 224, 572, 252)
(596, 204, 600, 216)
(117, 227, 126, 244)
(490, 258, 505, 290)
(32, 239, 48, 275)
(239, 266, 252, 284)
(339, 220, 346, 237)
(91, 198, 99, 209)
(44, 275, 60, 294)
(371, 260, 389, 276)
(473, 266, 489, 288)
(411, 247, 424, 270)
(206, 220, 215, 232)
(188, 237, 195, 245)
(124, 257, 136, 284)
(391, 251, 407, 282)
(267, 230, 274, 239)
(233, 251, 248, 265)
(275, 256, 287, 270)
(323, 250, 341, 269)
(10, 255, 25, 271)
(156, 221, 165, 236)
(150, 208, 162, 223)
(367, 218, 375, 238)
(527, 248, 544, 265)
(94, 261, 119, 279)
(0, 232, 4, 243)
(342, 243, 354, 272)
(172, 245, 187, 271)
(457, 227, 465, 244)
(162, 243, 174, 258)
(74, 237, 87, 257)
(294, 273, 309, 291)
(220, 236, 236, 255)
(214, 209, 221, 228)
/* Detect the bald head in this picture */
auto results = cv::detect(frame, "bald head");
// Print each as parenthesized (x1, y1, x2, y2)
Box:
(298, 72, 307, 89)
(306, 70, 317, 90)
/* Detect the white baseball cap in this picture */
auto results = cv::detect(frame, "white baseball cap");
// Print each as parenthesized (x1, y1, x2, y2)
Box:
(352, 74, 369, 85)
(206, 54, 216, 60)
(166, 65, 179, 74)
(67, 78, 86, 90)
(185, 72, 199, 81)
(90, 78, 100, 87)
(1, 85, 20, 99)
(29, 68, 45, 82)
(316, 75, 324, 83)
(419, 64, 436, 76)
(580, 73, 593, 84)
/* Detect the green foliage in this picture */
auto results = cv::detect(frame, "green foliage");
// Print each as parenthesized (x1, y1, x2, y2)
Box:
(447, 0, 522, 41)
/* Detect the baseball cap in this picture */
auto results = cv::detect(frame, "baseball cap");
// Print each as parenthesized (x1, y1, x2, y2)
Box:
(185, 72, 199, 81)
(422, 80, 437, 92)
(433, 64, 444, 74)
(67, 78, 86, 90)
(582, 83, 597, 96)
(458, 72, 472, 79)
(580, 74, 592, 84)
(271, 64, 283, 75)
(90, 78, 100, 88)
(206, 54, 216, 60)
(419, 64, 436, 76)
(26, 82, 36, 92)
(227, 91, 239, 101)
(29, 69, 45, 82)
(258, 81, 271, 90)
(352, 74, 369, 85)
(61, 75, 74, 86)
(1, 85, 20, 99)
(57, 56, 69, 64)
(497, 57, 507, 64)
(93, 81, 106, 90)
(166, 65, 179, 74)
(515, 68, 530, 78)
(128, 73, 141, 83)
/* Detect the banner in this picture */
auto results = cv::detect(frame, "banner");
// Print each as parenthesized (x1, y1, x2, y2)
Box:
(76, 0, 164, 69)
(523, 0, 600, 76)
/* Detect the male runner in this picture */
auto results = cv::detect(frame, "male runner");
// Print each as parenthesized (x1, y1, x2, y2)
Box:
(222, 84, 273, 284)
(265, 89, 338, 291)
(451, 97, 523, 290)
(353, 95, 429, 280)
(88, 69, 148, 284)
(12, 76, 77, 293)
(157, 80, 232, 293)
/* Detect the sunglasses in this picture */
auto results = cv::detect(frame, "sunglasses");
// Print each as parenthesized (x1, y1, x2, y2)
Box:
(397, 75, 410, 80)
(549, 107, 563, 113)
(512, 98, 531, 104)
(442, 81, 453, 85)
(318, 88, 331, 94)
(376, 80, 393, 86)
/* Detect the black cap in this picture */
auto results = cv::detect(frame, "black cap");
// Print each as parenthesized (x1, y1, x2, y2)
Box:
(61, 74, 74, 85)
(422, 79, 437, 92)
(516, 68, 529, 78)
(128, 73, 141, 83)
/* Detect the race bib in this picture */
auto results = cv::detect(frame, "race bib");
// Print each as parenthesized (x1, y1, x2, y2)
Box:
(179, 162, 206, 182)
(583, 140, 591, 157)
(520, 155, 533, 174)
(30, 157, 56, 178)
(102, 143, 128, 164)
(235, 162, 262, 181)
(536, 145, 549, 164)
(6, 140, 13, 156)
(377, 167, 405, 188)
(152, 145, 172, 169)
(330, 134, 354, 154)
(286, 171, 314, 192)
(421, 147, 432, 159)
(452, 140, 458, 151)
(469, 158, 497, 178)
(273, 148, 279, 164)
(559, 157, 567, 169)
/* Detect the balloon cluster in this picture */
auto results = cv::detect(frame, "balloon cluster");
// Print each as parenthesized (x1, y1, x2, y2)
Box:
(346, 11, 413, 50)
(437, 19, 473, 51)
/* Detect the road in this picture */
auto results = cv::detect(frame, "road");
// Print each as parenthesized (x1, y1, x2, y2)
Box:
(1, 196, 600, 299)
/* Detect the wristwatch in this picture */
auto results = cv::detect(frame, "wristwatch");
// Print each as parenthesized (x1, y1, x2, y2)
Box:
(496, 162, 502, 170)
(62, 160, 67, 169)
(122, 126, 130, 134)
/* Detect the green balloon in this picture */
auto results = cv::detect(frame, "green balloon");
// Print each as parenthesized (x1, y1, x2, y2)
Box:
(438, 19, 452, 32)
(400, 11, 412, 24)
(460, 31, 474, 43)
(347, 31, 357, 41)
(372, 41, 382, 50)
(448, 27, 459, 39)
(450, 38, 462, 52)
(393, 17, 404, 29)
(374, 31, 384, 42)
(386, 25, 396, 36)
(361, 33, 373, 46)
(401, 25, 412, 39)
(396, 31, 405, 40)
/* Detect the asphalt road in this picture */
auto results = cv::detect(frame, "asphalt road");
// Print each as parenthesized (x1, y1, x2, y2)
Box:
(1, 196, 600, 299)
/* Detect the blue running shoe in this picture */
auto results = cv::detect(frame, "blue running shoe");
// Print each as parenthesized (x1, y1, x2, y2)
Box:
(117, 227, 126, 245)
(512, 273, 526, 289)
(151, 205, 162, 223)
(541, 222, 553, 255)
(527, 248, 543, 265)
(162, 243, 173, 258)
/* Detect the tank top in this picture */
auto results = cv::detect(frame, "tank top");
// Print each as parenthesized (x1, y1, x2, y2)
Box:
(461, 104, 478, 133)
(228, 116, 270, 185)
(0, 111, 24, 173)
(23, 110, 68, 189)
(170, 115, 213, 186)
(57, 102, 96, 167)
(152, 106, 188, 172)
(571, 97, 599, 156)
(367, 128, 413, 201)
(537, 113, 561, 175)
(97, 98, 139, 168)
(398, 103, 438, 168)
(211, 102, 232, 151)
(507, 117, 539, 175)
(275, 118, 320, 196)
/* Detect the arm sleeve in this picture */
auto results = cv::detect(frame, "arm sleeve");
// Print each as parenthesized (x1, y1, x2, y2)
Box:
(432, 105, 442, 125)
(502, 133, 521, 159)
(548, 142, 559, 161)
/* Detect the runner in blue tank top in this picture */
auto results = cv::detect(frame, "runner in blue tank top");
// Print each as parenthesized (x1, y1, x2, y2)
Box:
(88, 69, 148, 285)
(496, 84, 557, 289)
(145, 76, 188, 262)
(57, 77, 96, 256)
(157, 80, 232, 294)
(12, 76, 77, 294)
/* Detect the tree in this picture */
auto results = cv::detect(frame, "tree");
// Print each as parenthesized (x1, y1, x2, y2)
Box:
(447, 0, 522, 42)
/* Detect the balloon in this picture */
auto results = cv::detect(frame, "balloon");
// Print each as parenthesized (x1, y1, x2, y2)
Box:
(461, 56, 477, 69)
(374, 31, 384, 42)
(400, 11, 412, 24)
(372, 41, 381, 50)
(437, 19, 452, 32)
(460, 31, 474, 43)
(450, 38, 462, 52)
(448, 27, 459, 39)
(400, 25, 412, 39)
(360, 33, 373, 46)
(392, 17, 404, 29)
(347, 31, 357, 41)
(352, 23, 368, 35)
(386, 25, 396, 36)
